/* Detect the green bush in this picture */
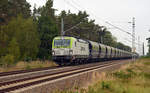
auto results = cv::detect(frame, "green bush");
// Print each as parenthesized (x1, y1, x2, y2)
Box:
(126, 68, 137, 75)
(25, 65, 31, 70)
(113, 71, 132, 80)
(140, 56, 150, 58)
(113, 69, 137, 80)
(24, 57, 32, 62)
(101, 81, 111, 89)
(87, 86, 96, 93)
(0, 54, 15, 67)
(144, 73, 150, 79)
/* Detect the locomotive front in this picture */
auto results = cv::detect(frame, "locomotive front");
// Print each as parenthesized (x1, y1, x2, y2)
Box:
(52, 36, 75, 65)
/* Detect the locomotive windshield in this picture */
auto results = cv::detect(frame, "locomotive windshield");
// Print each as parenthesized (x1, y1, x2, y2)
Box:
(54, 39, 70, 48)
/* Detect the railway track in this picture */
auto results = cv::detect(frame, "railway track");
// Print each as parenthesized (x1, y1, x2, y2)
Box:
(0, 65, 76, 84)
(0, 66, 59, 77)
(0, 60, 130, 93)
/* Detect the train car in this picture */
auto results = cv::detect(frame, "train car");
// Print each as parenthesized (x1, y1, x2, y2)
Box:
(110, 47, 116, 59)
(116, 49, 121, 59)
(120, 49, 123, 58)
(88, 41, 100, 61)
(113, 48, 117, 59)
(99, 43, 107, 59)
(104, 46, 111, 59)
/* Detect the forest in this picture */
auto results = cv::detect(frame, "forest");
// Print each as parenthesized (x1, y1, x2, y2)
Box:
(0, 0, 132, 66)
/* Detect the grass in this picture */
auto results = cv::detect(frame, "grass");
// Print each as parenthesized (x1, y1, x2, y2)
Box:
(55, 58, 150, 93)
(0, 60, 57, 72)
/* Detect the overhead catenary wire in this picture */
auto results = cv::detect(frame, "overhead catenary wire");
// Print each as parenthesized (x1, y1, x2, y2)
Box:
(64, 0, 80, 11)
(64, 0, 138, 50)
(64, 22, 82, 33)
(124, 38, 142, 46)
(124, 37, 143, 55)
(63, 0, 141, 54)
(65, 0, 132, 37)
(70, 0, 84, 10)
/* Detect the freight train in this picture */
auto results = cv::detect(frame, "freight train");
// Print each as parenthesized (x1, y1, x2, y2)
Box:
(52, 36, 138, 66)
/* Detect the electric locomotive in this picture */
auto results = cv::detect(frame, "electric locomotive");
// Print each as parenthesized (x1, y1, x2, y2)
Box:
(52, 36, 89, 65)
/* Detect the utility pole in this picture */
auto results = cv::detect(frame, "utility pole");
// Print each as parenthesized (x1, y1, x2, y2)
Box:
(143, 42, 145, 56)
(138, 36, 140, 55)
(131, 17, 135, 61)
(61, 18, 64, 36)
(146, 37, 150, 56)
(147, 30, 150, 56)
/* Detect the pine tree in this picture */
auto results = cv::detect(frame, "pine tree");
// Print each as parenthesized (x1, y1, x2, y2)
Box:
(0, 0, 31, 25)
(36, 0, 58, 60)
(41, 0, 55, 18)
(37, 16, 58, 59)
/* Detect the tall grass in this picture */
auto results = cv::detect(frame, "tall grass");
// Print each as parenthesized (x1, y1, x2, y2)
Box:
(55, 58, 150, 93)
(0, 60, 57, 72)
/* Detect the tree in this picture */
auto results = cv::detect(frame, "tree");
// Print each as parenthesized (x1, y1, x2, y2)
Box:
(116, 42, 131, 52)
(0, 38, 20, 66)
(35, 0, 55, 19)
(35, 0, 59, 60)
(8, 38, 20, 62)
(58, 11, 96, 40)
(0, 0, 31, 25)
(0, 15, 40, 64)
(103, 31, 117, 47)
(37, 16, 58, 59)
(57, 10, 132, 52)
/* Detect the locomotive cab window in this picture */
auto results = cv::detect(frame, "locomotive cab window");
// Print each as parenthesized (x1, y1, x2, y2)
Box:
(54, 39, 70, 47)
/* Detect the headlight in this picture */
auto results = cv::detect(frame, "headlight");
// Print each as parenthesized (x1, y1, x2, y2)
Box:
(69, 50, 73, 55)
(52, 51, 55, 55)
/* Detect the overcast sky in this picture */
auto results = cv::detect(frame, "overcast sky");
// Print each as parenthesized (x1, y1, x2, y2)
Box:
(27, 0, 150, 55)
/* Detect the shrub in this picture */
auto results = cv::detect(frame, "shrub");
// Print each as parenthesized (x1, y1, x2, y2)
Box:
(101, 81, 111, 89)
(126, 68, 137, 75)
(144, 73, 150, 79)
(87, 86, 96, 93)
(113, 71, 132, 80)
(25, 65, 31, 70)
(0, 54, 15, 67)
